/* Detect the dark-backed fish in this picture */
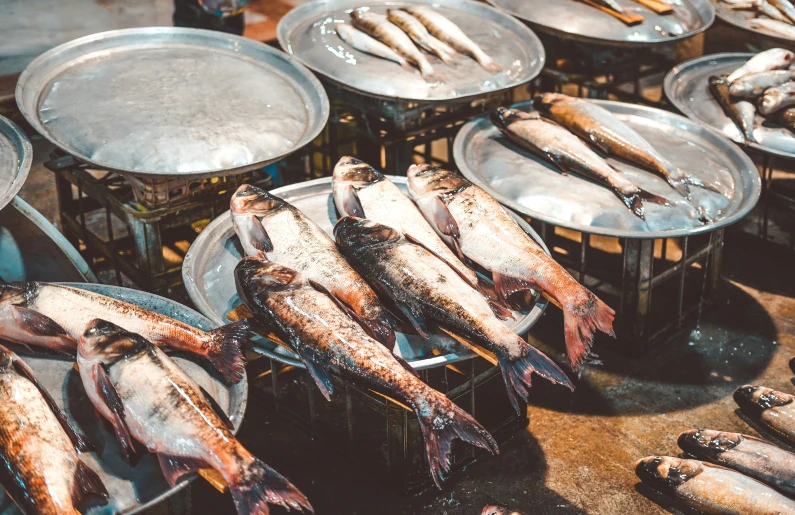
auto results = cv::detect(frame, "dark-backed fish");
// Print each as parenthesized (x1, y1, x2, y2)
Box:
(230, 184, 395, 350)
(760, 81, 795, 115)
(708, 75, 757, 143)
(491, 107, 671, 220)
(78, 319, 313, 515)
(734, 385, 795, 444)
(386, 9, 455, 62)
(727, 48, 795, 83)
(334, 217, 573, 412)
(729, 69, 795, 98)
(336, 23, 411, 68)
(0, 282, 249, 383)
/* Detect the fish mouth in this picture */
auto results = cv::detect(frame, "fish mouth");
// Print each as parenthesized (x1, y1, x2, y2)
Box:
(332, 156, 383, 186)
(635, 456, 700, 491)
(678, 429, 739, 457)
(80, 319, 148, 360)
(734, 384, 792, 416)
(233, 184, 264, 198)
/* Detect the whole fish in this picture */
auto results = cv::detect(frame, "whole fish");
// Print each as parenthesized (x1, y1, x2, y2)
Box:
(407, 166, 615, 371)
(334, 217, 573, 412)
(734, 385, 795, 443)
(336, 23, 411, 68)
(400, 6, 502, 72)
(771, 0, 795, 23)
(635, 456, 795, 514)
(490, 107, 672, 220)
(0, 282, 249, 383)
(727, 48, 795, 83)
(535, 92, 716, 199)
(679, 429, 795, 497)
(728, 69, 795, 98)
(350, 10, 437, 81)
(230, 184, 395, 350)
(235, 258, 498, 488)
(77, 319, 313, 515)
(760, 81, 795, 114)
(777, 106, 795, 131)
(386, 9, 455, 63)
(750, 19, 795, 41)
(0, 344, 108, 515)
(708, 75, 757, 143)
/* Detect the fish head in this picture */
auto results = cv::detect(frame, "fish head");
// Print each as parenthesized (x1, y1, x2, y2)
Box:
(230, 184, 285, 216)
(78, 319, 149, 363)
(406, 164, 467, 198)
(677, 429, 741, 459)
(490, 106, 538, 132)
(533, 92, 571, 114)
(734, 384, 793, 417)
(634, 456, 703, 492)
(234, 257, 307, 297)
(333, 156, 384, 189)
(334, 216, 401, 251)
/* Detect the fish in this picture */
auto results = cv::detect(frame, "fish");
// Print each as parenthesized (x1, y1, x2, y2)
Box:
(727, 48, 795, 83)
(336, 23, 411, 68)
(734, 385, 795, 444)
(708, 75, 757, 143)
(777, 106, 795, 131)
(77, 319, 313, 515)
(334, 217, 573, 412)
(759, 81, 795, 114)
(406, 165, 615, 371)
(482, 506, 525, 515)
(729, 0, 791, 23)
(234, 258, 498, 488)
(0, 282, 250, 383)
(728, 69, 795, 98)
(534, 92, 717, 199)
(678, 429, 795, 497)
(0, 344, 108, 515)
(386, 9, 455, 63)
(400, 6, 502, 72)
(230, 184, 395, 350)
(771, 0, 795, 23)
(350, 10, 437, 81)
(635, 456, 795, 514)
(490, 107, 672, 220)
(750, 19, 795, 41)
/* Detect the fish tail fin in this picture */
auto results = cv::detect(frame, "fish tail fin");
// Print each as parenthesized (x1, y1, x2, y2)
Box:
(417, 398, 499, 489)
(620, 188, 672, 219)
(562, 291, 615, 371)
(71, 459, 109, 507)
(682, 171, 723, 195)
(666, 175, 692, 199)
(206, 319, 252, 384)
(498, 340, 573, 413)
(230, 460, 313, 515)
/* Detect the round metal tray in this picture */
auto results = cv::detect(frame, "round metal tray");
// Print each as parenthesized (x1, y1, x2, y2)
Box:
(16, 27, 329, 180)
(454, 99, 760, 239)
(0, 116, 31, 212)
(182, 176, 548, 370)
(712, 0, 795, 47)
(0, 283, 247, 515)
(665, 52, 795, 159)
(277, 0, 545, 102)
(487, 0, 714, 47)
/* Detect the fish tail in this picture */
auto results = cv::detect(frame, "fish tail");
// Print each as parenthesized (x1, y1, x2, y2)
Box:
(498, 340, 573, 413)
(682, 172, 723, 195)
(230, 460, 313, 515)
(71, 459, 109, 507)
(206, 319, 253, 384)
(620, 188, 672, 220)
(562, 291, 615, 371)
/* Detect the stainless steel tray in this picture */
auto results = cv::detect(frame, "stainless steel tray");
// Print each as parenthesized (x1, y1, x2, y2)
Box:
(712, 0, 795, 47)
(0, 283, 247, 515)
(487, 0, 715, 47)
(0, 116, 31, 212)
(665, 52, 795, 159)
(454, 99, 760, 239)
(16, 27, 329, 180)
(277, 0, 544, 102)
(182, 176, 549, 370)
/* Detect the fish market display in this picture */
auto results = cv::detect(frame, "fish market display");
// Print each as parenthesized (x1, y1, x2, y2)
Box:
(729, 69, 795, 98)
(235, 258, 498, 487)
(491, 106, 672, 220)
(386, 9, 455, 63)
(230, 184, 396, 349)
(0, 281, 250, 383)
(708, 75, 758, 143)
(635, 456, 795, 514)
(771, 0, 795, 22)
(734, 385, 795, 443)
(0, 344, 108, 514)
(726, 0, 791, 22)
(77, 319, 313, 515)
(679, 429, 795, 496)
(407, 165, 615, 370)
(726, 48, 795, 82)
(336, 23, 411, 68)
(760, 81, 795, 114)
(334, 217, 573, 411)
(751, 17, 795, 37)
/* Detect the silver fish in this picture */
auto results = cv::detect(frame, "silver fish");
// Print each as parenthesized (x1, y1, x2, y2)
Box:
(727, 47, 795, 83)
(760, 80, 795, 114)
(750, 19, 795, 41)
(401, 6, 502, 72)
(386, 9, 455, 62)
(334, 217, 573, 412)
(726, 0, 787, 20)
(78, 319, 313, 515)
(708, 75, 757, 143)
(728, 69, 795, 98)
(336, 23, 410, 68)
(771, 0, 795, 22)
(734, 385, 795, 444)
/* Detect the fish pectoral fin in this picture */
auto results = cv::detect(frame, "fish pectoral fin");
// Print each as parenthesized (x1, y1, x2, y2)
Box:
(335, 183, 366, 218)
(393, 353, 421, 378)
(11, 356, 96, 453)
(13, 306, 69, 337)
(157, 454, 211, 488)
(427, 196, 460, 238)
(395, 302, 431, 339)
(300, 357, 335, 402)
(199, 384, 235, 430)
(493, 273, 535, 302)
(93, 362, 136, 462)
(234, 214, 273, 254)
(71, 459, 109, 506)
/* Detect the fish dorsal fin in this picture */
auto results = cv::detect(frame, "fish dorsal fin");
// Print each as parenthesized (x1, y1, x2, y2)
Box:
(232, 214, 273, 255)
(394, 301, 430, 339)
(198, 384, 234, 431)
(92, 362, 136, 462)
(334, 183, 366, 218)
(302, 356, 335, 402)
(157, 454, 210, 488)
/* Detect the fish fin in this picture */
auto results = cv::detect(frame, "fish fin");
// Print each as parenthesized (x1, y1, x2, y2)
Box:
(71, 460, 109, 507)
(417, 399, 499, 489)
(14, 306, 68, 337)
(395, 302, 431, 339)
(334, 183, 366, 218)
(488, 298, 514, 321)
(298, 354, 335, 402)
(682, 172, 723, 195)
(157, 454, 210, 488)
(234, 214, 273, 254)
(562, 292, 616, 371)
(426, 196, 460, 238)
(493, 273, 535, 301)
(498, 341, 574, 413)
(205, 320, 251, 384)
(93, 362, 136, 462)
(229, 459, 313, 515)
(618, 188, 671, 220)
(394, 354, 420, 379)
(199, 384, 235, 430)
(11, 356, 96, 453)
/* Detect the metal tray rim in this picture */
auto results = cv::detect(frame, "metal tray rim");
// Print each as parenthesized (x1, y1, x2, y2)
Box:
(0, 116, 32, 212)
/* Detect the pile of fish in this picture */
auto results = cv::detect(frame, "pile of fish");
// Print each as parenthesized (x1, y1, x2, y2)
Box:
(336, 5, 500, 83)
(230, 156, 616, 486)
(492, 93, 720, 222)
(708, 47, 795, 144)
(723, 0, 795, 39)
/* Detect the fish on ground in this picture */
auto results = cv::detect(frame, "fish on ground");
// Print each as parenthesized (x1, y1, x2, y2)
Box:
(734, 385, 795, 444)
(726, 47, 795, 83)
(759, 81, 795, 115)
(336, 23, 412, 68)
(386, 9, 455, 63)
(708, 75, 757, 143)
(728, 69, 795, 98)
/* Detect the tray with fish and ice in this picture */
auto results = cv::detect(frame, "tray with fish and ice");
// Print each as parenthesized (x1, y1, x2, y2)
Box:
(182, 176, 549, 371)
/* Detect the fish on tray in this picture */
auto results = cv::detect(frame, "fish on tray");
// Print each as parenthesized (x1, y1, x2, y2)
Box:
(759, 81, 795, 115)
(336, 23, 413, 68)
(750, 18, 795, 40)
(771, 0, 795, 22)
(234, 258, 498, 487)
(407, 165, 615, 371)
(490, 107, 672, 220)
(0, 344, 108, 515)
(386, 9, 455, 63)
(0, 282, 250, 383)
(726, 0, 791, 23)
(679, 429, 795, 497)
(708, 75, 757, 143)
(728, 69, 795, 98)
(726, 47, 795, 83)
(635, 456, 795, 514)
(77, 319, 313, 515)
(230, 184, 396, 350)
(334, 217, 573, 412)
(734, 385, 795, 443)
